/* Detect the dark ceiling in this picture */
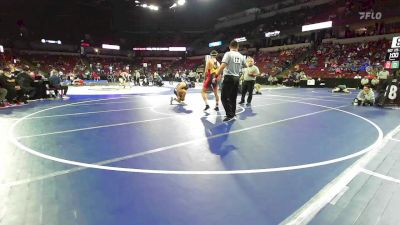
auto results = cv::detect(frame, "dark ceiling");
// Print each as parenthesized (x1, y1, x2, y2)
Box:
(0, 0, 278, 44)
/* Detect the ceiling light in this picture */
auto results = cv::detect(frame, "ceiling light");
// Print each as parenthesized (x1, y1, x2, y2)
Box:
(177, 0, 185, 6)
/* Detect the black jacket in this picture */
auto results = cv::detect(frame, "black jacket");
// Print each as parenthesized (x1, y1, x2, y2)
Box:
(16, 72, 34, 88)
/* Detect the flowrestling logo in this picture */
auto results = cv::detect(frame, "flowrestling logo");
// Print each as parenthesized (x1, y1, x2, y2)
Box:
(359, 11, 382, 20)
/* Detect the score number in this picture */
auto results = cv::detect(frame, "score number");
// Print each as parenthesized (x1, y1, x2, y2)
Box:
(385, 85, 398, 100)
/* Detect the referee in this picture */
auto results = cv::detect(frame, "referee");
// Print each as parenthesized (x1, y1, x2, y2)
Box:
(216, 40, 247, 122)
(239, 57, 260, 106)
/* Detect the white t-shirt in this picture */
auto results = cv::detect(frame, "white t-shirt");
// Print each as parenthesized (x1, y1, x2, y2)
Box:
(378, 70, 389, 79)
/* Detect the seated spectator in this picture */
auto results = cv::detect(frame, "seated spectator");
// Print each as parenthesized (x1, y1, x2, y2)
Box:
(49, 70, 69, 97)
(153, 74, 164, 87)
(268, 75, 278, 85)
(0, 68, 27, 104)
(299, 71, 308, 80)
(0, 70, 9, 107)
(92, 71, 100, 81)
(0, 87, 7, 107)
(360, 76, 369, 88)
(16, 68, 37, 100)
(31, 71, 47, 99)
(282, 71, 295, 86)
(332, 85, 350, 93)
(354, 85, 375, 106)
(354, 73, 362, 79)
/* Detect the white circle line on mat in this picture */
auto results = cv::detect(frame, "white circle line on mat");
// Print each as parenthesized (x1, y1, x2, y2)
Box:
(8, 95, 383, 175)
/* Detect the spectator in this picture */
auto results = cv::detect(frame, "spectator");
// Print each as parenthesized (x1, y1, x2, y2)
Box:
(377, 66, 389, 80)
(0, 68, 26, 104)
(49, 70, 69, 97)
(299, 71, 308, 80)
(175, 71, 180, 81)
(0, 70, 8, 107)
(16, 68, 37, 100)
(268, 75, 278, 85)
(361, 76, 369, 88)
(135, 70, 141, 86)
(92, 71, 100, 81)
(354, 73, 362, 79)
(168, 72, 174, 85)
(0, 87, 7, 107)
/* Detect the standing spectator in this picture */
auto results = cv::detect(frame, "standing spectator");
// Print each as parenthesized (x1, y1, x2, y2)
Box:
(153, 71, 159, 82)
(175, 71, 180, 82)
(148, 73, 154, 86)
(135, 70, 141, 86)
(168, 72, 174, 85)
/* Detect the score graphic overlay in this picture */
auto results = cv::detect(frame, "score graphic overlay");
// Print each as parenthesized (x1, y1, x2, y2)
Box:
(382, 37, 400, 106)
(385, 48, 400, 69)
(392, 36, 400, 49)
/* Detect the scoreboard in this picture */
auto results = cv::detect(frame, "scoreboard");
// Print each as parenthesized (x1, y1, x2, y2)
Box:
(381, 36, 400, 107)
(385, 48, 400, 69)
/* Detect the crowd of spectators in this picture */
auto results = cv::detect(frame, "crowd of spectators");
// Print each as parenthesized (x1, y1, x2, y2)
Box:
(1, 34, 398, 109)
(0, 64, 64, 108)
(300, 39, 390, 79)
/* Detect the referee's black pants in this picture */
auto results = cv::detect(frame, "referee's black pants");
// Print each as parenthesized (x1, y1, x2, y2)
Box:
(241, 80, 255, 104)
(221, 75, 240, 118)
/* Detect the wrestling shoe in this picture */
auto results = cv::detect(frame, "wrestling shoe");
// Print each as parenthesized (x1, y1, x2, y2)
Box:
(223, 116, 236, 122)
